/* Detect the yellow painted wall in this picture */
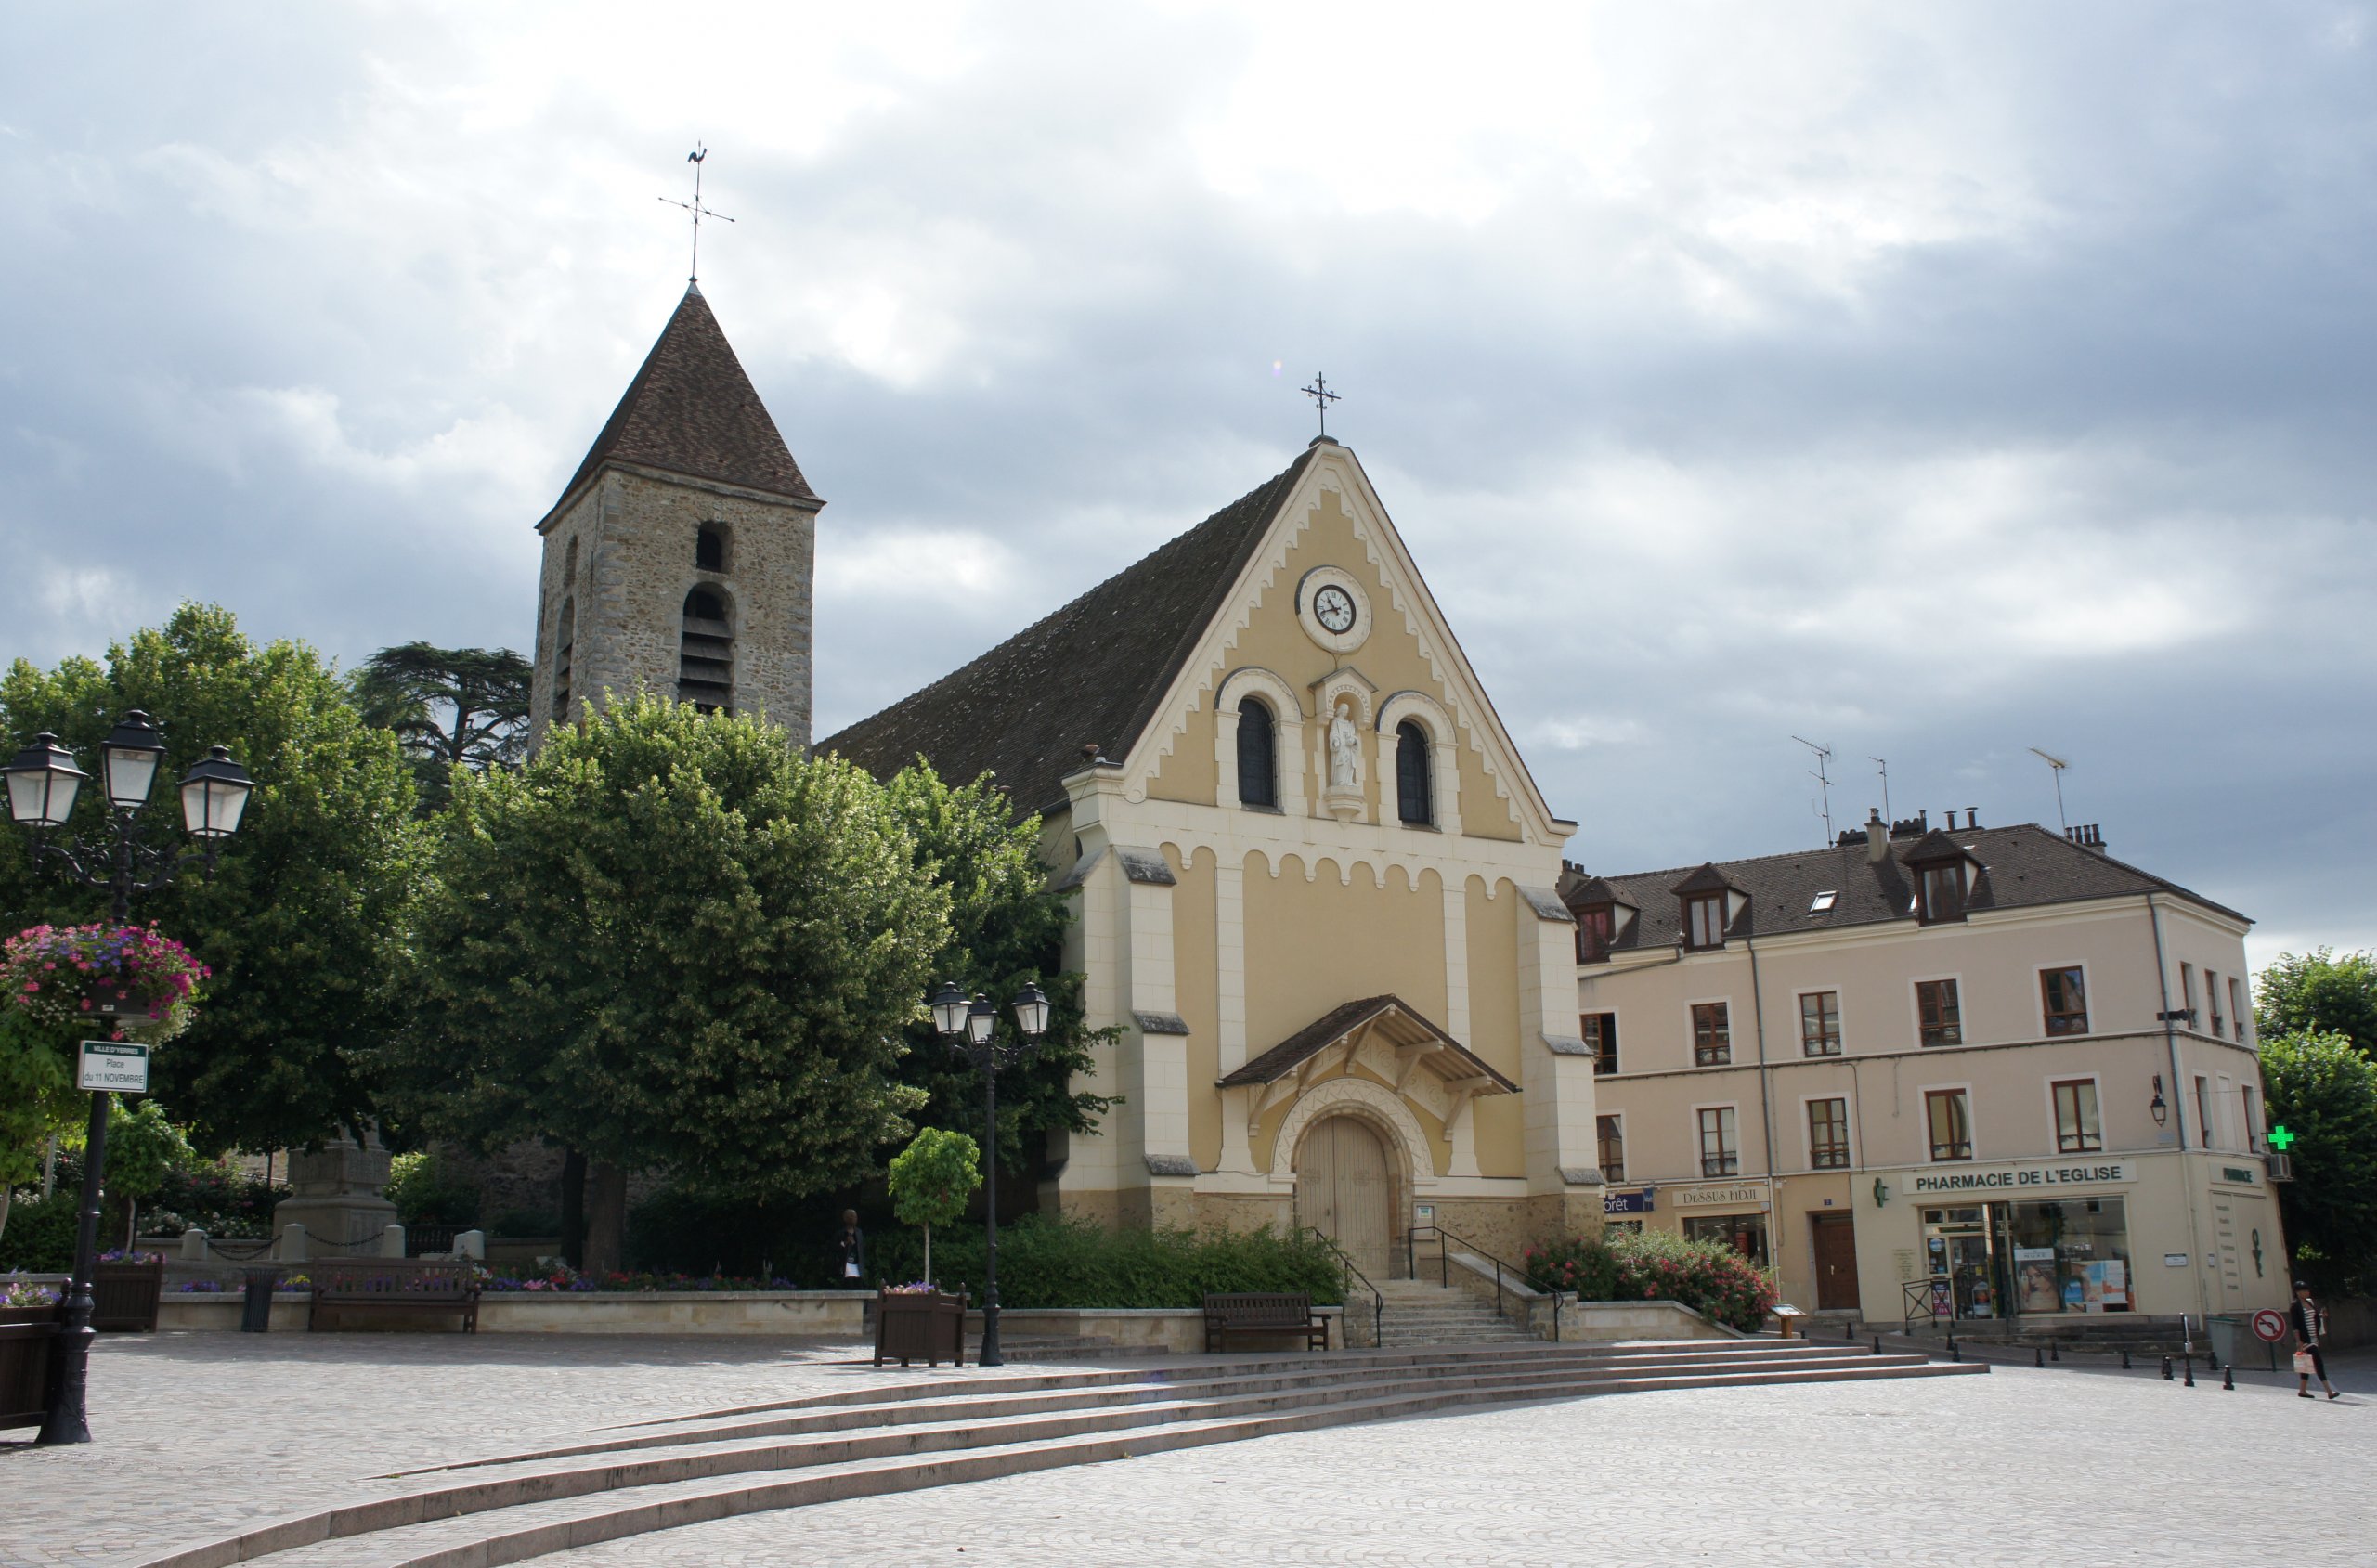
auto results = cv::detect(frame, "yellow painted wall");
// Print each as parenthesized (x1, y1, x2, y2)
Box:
(1165, 842, 1223, 1172)
(1466, 875, 1526, 1177)
(1144, 486, 1523, 841)
(1242, 854, 1449, 1051)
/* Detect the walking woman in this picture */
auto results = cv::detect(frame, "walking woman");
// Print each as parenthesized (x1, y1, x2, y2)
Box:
(2291, 1280, 2342, 1400)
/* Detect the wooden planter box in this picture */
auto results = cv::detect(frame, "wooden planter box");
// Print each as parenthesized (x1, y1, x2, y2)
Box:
(874, 1289, 967, 1367)
(94, 1256, 167, 1332)
(1, 1303, 60, 1431)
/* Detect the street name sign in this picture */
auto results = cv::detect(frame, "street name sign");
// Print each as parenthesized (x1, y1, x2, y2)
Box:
(78, 1040, 149, 1094)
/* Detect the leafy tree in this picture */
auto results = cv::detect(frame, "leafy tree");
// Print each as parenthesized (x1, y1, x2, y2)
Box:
(104, 1097, 193, 1248)
(390, 694, 951, 1272)
(2256, 949, 2377, 1059)
(0, 604, 428, 1155)
(882, 763, 1114, 1175)
(350, 643, 532, 812)
(2258, 1030, 2377, 1294)
(887, 1127, 979, 1286)
(0, 1009, 78, 1244)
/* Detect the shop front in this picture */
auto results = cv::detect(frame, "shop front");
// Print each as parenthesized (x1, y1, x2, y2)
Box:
(1893, 1161, 2136, 1324)
(1667, 1180, 1773, 1267)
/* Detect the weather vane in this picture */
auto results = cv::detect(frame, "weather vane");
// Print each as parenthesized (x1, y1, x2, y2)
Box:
(659, 144, 734, 284)
(1301, 371, 1341, 438)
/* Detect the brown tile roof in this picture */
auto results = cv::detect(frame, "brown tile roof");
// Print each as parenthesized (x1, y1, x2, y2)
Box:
(1562, 821, 2248, 952)
(1218, 994, 1518, 1093)
(541, 284, 818, 526)
(817, 447, 1318, 814)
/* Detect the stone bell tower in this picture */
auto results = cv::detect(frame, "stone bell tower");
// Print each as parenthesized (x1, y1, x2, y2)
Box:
(528, 283, 822, 749)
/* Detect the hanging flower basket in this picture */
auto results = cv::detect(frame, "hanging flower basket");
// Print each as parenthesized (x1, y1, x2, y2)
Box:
(3, 923, 209, 1043)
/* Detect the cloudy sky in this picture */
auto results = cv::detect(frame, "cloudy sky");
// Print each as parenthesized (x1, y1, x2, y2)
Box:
(5, 3, 2372, 967)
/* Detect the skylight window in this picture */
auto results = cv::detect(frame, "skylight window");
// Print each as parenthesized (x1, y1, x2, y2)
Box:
(1809, 890, 1838, 914)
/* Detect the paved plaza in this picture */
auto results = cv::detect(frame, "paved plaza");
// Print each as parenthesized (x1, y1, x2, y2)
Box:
(3, 1333, 2371, 1568)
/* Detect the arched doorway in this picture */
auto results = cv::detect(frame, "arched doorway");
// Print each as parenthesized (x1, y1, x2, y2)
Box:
(1295, 1115, 1393, 1278)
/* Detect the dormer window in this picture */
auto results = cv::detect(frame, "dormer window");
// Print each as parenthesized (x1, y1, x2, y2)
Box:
(1576, 903, 1615, 963)
(1916, 862, 1967, 924)
(1685, 892, 1726, 950)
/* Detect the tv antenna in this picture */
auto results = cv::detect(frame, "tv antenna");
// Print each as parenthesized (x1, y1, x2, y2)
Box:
(1793, 736, 1835, 843)
(1869, 756, 1890, 824)
(659, 144, 734, 284)
(2028, 747, 2071, 835)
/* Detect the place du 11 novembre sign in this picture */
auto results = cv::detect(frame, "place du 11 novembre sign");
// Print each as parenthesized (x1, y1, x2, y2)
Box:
(78, 1041, 150, 1095)
(1905, 1161, 2131, 1196)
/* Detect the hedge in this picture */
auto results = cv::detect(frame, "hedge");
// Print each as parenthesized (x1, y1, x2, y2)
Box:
(866, 1213, 1346, 1309)
(1525, 1228, 1776, 1331)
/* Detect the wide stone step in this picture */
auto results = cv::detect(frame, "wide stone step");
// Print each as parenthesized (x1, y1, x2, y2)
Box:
(139, 1347, 1976, 1568)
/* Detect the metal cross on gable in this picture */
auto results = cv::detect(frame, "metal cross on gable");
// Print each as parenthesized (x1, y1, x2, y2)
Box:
(1301, 371, 1342, 438)
(659, 144, 735, 284)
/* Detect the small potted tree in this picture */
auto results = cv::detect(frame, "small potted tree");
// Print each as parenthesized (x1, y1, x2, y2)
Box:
(0, 1278, 61, 1431)
(877, 1128, 980, 1367)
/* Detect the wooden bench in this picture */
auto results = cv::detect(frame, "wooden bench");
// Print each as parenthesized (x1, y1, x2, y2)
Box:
(308, 1259, 481, 1334)
(1201, 1291, 1329, 1354)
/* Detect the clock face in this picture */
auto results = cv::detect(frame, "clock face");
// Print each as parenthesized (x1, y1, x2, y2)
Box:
(1314, 584, 1357, 634)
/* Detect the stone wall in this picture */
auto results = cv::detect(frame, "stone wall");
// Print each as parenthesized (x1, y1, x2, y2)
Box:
(530, 468, 818, 749)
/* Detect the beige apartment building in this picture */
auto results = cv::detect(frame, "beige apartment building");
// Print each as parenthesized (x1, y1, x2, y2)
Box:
(1565, 811, 2288, 1331)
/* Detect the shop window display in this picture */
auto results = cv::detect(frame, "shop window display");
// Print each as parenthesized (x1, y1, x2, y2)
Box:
(1683, 1212, 1770, 1267)
(2008, 1197, 2131, 1313)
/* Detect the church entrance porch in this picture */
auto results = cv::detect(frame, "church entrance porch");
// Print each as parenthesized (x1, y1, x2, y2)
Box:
(1295, 1115, 1394, 1279)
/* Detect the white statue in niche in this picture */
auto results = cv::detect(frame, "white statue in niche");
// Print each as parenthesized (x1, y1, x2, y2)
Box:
(1328, 699, 1360, 788)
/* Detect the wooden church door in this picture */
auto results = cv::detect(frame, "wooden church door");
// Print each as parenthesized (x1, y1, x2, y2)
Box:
(1296, 1116, 1393, 1279)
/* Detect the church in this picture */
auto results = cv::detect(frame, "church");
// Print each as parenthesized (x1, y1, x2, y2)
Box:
(530, 285, 1603, 1278)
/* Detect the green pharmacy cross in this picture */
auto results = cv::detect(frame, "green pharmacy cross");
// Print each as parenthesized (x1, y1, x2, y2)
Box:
(2267, 1125, 2296, 1151)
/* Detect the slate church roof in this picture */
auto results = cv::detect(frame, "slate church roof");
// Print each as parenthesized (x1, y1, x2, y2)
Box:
(540, 284, 818, 528)
(819, 446, 1320, 813)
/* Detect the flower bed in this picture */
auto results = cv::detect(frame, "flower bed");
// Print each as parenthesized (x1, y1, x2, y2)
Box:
(479, 1266, 797, 1293)
(1524, 1229, 1777, 1332)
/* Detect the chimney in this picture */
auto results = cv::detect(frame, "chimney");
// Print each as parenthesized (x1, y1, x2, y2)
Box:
(1864, 809, 1888, 863)
(2066, 823, 2108, 855)
(1966, 808, 1980, 830)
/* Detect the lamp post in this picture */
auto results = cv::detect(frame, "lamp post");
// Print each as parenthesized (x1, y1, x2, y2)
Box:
(927, 978, 1050, 1367)
(4, 714, 253, 1445)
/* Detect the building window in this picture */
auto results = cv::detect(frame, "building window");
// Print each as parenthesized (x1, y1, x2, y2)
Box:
(1598, 1115, 1624, 1183)
(2180, 963, 2197, 1027)
(2229, 978, 2248, 1043)
(1926, 1088, 1973, 1161)
(1576, 905, 1614, 963)
(1697, 1106, 1740, 1176)
(1917, 862, 1967, 923)
(678, 585, 734, 713)
(1683, 1212, 1769, 1265)
(2243, 1086, 2262, 1151)
(695, 522, 730, 573)
(1685, 893, 1726, 950)
(1395, 720, 1433, 825)
(2207, 969, 2224, 1037)
(563, 534, 578, 589)
(1235, 697, 1278, 809)
(1809, 1097, 1851, 1169)
(1692, 1002, 1732, 1067)
(2194, 1075, 2213, 1148)
(1916, 978, 1962, 1046)
(1582, 1012, 1618, 1075)
(2041, 967, 2089, 1036)
(552, 597, 575, 720)
(1799, 991, 1841, 1056)
(2053, 1079, 2103, 1154)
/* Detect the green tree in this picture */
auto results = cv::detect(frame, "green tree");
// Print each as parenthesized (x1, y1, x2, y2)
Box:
(2256, 949, 2377, 1058)
(886, 1127, 979, 1286)
(0, 1009, 79, 1244)
(2258, 1030, 2377, 1294)
(350, 643, 532, 812)
(0, 604, 429, 1155)
(104, 1097, 193, 1249)
(882, 763, 1114, 1174)
(390, 694, 951, 1272)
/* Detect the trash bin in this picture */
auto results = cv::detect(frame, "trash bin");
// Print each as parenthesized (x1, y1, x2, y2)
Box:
(239, 1268, 281, 1334)
(2207, 1315, 2240, 1367)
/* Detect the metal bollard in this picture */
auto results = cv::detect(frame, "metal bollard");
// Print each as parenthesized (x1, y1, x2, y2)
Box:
(2050, 1341, 2060, 1363)
(1949, 1338, 1960, 1363)
(1873, 1335, 1883, 1355)
(2035, 1347, 2046, 1367)
(2223, 1366, 2234, 1391)
(2122, 1350, 2132, 1370)
(2161, 1354, 2173, 1380)
(2183, 1355, 2195, 1387)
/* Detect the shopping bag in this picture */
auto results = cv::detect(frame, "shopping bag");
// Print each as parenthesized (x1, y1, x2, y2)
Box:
(2293, 1349, 2317, 1375)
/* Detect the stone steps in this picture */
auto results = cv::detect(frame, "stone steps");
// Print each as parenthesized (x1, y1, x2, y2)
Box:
(1371, 1279, 1540, 1344)
(133, 1342, 1983, 1568)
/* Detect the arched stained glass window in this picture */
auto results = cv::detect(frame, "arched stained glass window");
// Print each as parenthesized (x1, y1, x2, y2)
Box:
(1237, 697, 1277, 809)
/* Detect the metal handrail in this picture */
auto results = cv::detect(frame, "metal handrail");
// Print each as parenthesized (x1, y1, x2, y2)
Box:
(1403, 1224, 1558, 1339)
(1903, 1276, 1949, 1337)
(1304, 1227, 1383, 1349)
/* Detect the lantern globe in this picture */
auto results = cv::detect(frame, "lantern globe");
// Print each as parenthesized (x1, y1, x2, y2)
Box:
(1010, 980, 1051, 1040)
(929, 980, 970, 1038)
(100, 710, 168, 810)
(966, 993, 996, 1046)
(179, 745, 254, 840)
(4, 732, 87, 829)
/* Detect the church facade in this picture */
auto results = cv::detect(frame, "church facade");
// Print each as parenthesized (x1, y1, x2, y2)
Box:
(537, 287, 1604, 1276)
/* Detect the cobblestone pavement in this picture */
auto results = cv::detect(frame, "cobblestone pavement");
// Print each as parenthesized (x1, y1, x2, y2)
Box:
(0, 1332, 951, 1568)
(549, 1354, 2377, 1568)
(2, 1337, 2368, 1568)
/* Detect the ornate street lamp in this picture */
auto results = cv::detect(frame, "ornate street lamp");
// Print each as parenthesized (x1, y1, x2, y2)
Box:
(927, 978, 1050, 1367)
(5, 715, 252, 1445)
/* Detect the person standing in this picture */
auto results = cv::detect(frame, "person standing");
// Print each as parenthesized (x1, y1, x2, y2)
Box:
(838, 1210, 867, 1289)
(2291, 1280, 2341, 1400)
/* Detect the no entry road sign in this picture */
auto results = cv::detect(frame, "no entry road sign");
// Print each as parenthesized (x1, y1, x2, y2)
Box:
(2252, 1308, 2289, 1343)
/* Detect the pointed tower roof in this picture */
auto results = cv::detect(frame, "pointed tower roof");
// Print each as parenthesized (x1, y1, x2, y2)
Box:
(540, 284, 818, 529)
